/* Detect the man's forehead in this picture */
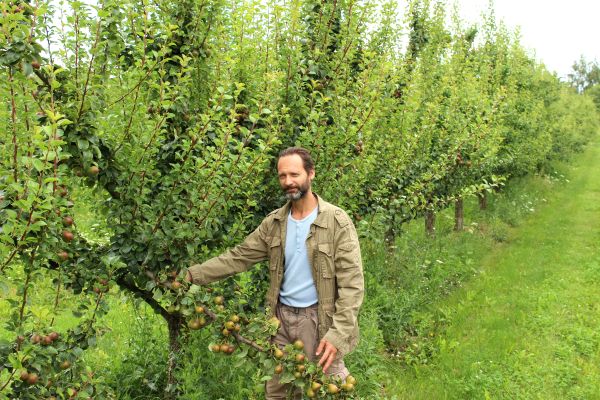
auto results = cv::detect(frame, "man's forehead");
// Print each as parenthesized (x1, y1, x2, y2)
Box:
(277, 154, 304, 170)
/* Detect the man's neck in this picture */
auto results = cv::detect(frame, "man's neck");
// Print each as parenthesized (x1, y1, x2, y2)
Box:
(290, 191, 318, 220)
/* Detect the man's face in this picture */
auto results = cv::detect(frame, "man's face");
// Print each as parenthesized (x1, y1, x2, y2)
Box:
(277, 154, 314, 201)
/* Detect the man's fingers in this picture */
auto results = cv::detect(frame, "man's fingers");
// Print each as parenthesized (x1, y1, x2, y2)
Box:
(315, 340, 325, 356)
(319, 348, 334, 373)
(317, 350, 330, 367)
(322, 355, 334, 373)
(317, 342, 331, 365)
(316, 340, 339, 373)
(317, 347, 327, 366)
(317, 342, 337, 373)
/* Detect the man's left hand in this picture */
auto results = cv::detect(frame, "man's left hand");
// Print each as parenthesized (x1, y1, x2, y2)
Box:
(315, 339, 337, 373)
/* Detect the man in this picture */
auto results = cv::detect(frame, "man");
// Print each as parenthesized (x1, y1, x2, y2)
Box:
(185, 147, 364, 399)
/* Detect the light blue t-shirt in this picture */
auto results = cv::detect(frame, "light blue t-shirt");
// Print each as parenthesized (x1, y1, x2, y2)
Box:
(279, 207, 319, 307)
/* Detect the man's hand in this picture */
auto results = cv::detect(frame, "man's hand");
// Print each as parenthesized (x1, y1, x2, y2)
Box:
(185, 270, 192, 283)
(315, 339, 337, 373)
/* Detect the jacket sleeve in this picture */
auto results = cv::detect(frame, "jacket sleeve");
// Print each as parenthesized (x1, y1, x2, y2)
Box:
(322, 211, 364, 356)
(187, 218, 270, 285)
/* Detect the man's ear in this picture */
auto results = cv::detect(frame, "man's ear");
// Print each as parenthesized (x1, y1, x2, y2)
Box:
(309, 169, 316, 180)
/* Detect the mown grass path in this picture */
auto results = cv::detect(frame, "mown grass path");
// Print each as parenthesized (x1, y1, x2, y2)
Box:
(391, 140, 600, 399)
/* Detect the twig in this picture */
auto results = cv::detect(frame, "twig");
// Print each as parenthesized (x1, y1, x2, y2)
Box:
(50, 265, 62, 326)
(9, 68, 18, 183)
(106, 60, 159, 109)
(18, 270, 32, 328)
(75, 11, 104, 124)
(0, 368, 17, 393)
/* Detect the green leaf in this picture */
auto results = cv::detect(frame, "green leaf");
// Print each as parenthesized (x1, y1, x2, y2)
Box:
(186, 243, 195, 256)
(31, 158, 45, 172)
(77, 139, 89, 150)
(0, 281, 9, 296)
(279, 372, 295, 384)
(56, 118, 72, 127)
(22, 62, 33, 76)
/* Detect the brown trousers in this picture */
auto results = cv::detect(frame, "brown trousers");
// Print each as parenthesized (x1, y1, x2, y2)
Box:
(265, 302, 349, 399)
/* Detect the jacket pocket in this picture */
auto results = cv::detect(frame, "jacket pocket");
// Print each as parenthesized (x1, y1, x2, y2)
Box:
(318, 243, 334, 278)
(269, 237, 281, 270)
(266, 237, 282, 311)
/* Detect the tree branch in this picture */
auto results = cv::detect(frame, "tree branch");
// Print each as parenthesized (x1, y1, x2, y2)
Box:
(233, 331, 265, 353)
(115, 273, 170, 321)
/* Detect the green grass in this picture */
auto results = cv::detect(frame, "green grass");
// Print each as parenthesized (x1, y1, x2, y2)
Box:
(388, 139, 600, 399)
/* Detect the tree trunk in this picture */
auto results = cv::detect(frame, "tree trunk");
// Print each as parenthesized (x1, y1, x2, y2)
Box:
(454, 198, 464, 231)
(384, 226, 396, 250)
(114, 276, 185, 398)
(478, 191, 488, 210)
(385, 212, 397, 250)
(165, 314, 183, 399)
(425, 209, 435, 237)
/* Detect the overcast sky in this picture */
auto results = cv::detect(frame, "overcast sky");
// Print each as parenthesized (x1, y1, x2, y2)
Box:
(452, 0, 600, 80)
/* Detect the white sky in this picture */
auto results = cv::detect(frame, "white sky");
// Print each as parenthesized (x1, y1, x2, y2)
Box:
(452, 0, 600, 80)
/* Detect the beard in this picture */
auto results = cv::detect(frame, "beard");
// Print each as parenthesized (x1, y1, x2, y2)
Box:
(282, 179, 311, 201)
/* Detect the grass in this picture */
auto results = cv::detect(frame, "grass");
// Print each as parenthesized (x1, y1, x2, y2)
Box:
(388, 139, 600, 399)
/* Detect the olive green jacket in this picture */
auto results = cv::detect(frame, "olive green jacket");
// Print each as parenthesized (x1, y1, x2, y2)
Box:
(187, 195, 364, 357)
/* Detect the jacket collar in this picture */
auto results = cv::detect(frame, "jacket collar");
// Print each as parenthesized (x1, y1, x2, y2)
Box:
(272, 193, 330, 228)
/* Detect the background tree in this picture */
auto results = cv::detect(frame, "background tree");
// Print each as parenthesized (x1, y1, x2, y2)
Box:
(568, 55, 600, 93)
